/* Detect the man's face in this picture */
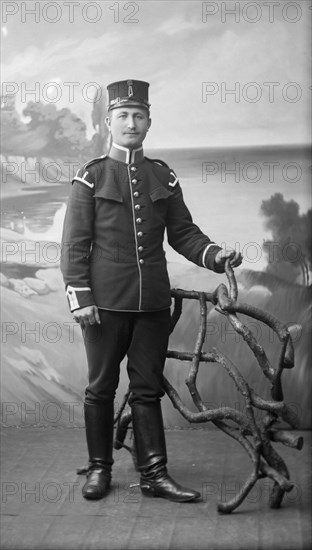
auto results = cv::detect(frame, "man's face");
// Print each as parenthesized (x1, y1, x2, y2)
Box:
(105, 106, 151, 149)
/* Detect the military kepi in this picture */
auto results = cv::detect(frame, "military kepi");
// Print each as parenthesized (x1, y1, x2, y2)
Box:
(107, 80, 150, 111)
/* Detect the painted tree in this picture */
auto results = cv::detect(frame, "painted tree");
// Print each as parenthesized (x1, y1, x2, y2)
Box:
(261, 193, 311, 286)
(22, 102, 91, 158)
(91, 86, 110, 156)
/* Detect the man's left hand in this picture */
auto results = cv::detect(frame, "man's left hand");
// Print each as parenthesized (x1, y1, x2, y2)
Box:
(215, 248, 243, 270)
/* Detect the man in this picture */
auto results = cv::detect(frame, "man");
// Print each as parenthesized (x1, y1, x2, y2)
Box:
(60, 79, 242, 503)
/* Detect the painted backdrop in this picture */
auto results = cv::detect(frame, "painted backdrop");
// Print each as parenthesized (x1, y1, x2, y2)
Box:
(1, 1, 311, 428)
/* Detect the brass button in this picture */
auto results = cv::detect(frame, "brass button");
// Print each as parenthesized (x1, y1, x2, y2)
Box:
(132, 179, 138, 184)
(131, 166, 136, 172)
(136, 218, 142, 224)
(138, 246, 144, 252)
(139, 259, 144, 265)
(137, 231, 143, 237)
(133, 191, 139, 197)
(134, 204, 141, 211)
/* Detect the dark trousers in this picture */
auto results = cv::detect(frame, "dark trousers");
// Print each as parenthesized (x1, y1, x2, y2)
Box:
(82, 308, 171, 406)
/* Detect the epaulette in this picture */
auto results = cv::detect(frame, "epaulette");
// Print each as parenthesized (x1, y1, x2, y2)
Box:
(83, 154, 107, 170)
(145, 157, 169, 168)
(72, 155, 107, 188)
(145, 157, 179, 188)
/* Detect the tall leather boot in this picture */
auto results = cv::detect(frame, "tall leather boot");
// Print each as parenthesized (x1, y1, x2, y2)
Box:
(131, 402, 200, 503)
(82, 401, 114, 500)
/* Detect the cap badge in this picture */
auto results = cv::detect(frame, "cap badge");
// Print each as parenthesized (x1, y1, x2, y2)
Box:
(127, 80, 134, 97)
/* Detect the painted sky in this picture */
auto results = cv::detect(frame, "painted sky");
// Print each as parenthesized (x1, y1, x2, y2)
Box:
(1, 0, 311, 147)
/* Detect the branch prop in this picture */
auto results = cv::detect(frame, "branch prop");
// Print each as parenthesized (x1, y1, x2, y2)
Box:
(114, 261, 303, 513)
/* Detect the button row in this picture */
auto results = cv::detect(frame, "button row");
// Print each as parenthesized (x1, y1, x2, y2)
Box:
(131, 168, 144, 265)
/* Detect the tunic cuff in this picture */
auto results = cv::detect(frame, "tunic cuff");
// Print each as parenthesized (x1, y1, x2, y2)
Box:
(202, 244, 224, 273)
(66, 286, 96, 312)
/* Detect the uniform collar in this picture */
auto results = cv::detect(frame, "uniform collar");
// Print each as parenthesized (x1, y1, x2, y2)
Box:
(109, 142, 144, 164)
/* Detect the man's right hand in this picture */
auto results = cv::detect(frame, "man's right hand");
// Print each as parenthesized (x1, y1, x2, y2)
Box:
(73, 305, 101, 327)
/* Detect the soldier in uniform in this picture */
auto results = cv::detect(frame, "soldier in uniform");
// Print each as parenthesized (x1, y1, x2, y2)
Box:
(60, 79, 242, 503)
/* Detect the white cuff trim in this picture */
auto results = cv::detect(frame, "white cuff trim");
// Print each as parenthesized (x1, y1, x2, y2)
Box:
(202, 243, 217, 268)
(66, 285, 91, 310)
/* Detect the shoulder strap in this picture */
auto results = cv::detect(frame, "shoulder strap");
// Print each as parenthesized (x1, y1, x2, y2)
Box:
(83, 154, 107, 170)
(145, 157, 179, 188)
(145, 157, 169, 169)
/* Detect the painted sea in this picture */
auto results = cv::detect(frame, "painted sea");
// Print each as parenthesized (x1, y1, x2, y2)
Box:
(1, 145, 311, 428)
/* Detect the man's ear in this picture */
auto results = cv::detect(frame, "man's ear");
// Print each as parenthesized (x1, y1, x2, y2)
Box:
(105, 116, 111, 130)
(147, 118, 152, 131)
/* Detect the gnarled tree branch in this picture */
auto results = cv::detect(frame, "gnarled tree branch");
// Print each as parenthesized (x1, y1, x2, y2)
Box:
(114, 261, 303, 513)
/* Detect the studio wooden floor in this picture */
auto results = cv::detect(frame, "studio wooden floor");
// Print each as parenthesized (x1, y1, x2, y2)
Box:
(1, 428, 311, 550)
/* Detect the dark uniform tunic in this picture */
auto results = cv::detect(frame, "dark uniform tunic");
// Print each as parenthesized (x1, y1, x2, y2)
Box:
(60, 144, 223, 405)
(61, 145, 222, 313)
